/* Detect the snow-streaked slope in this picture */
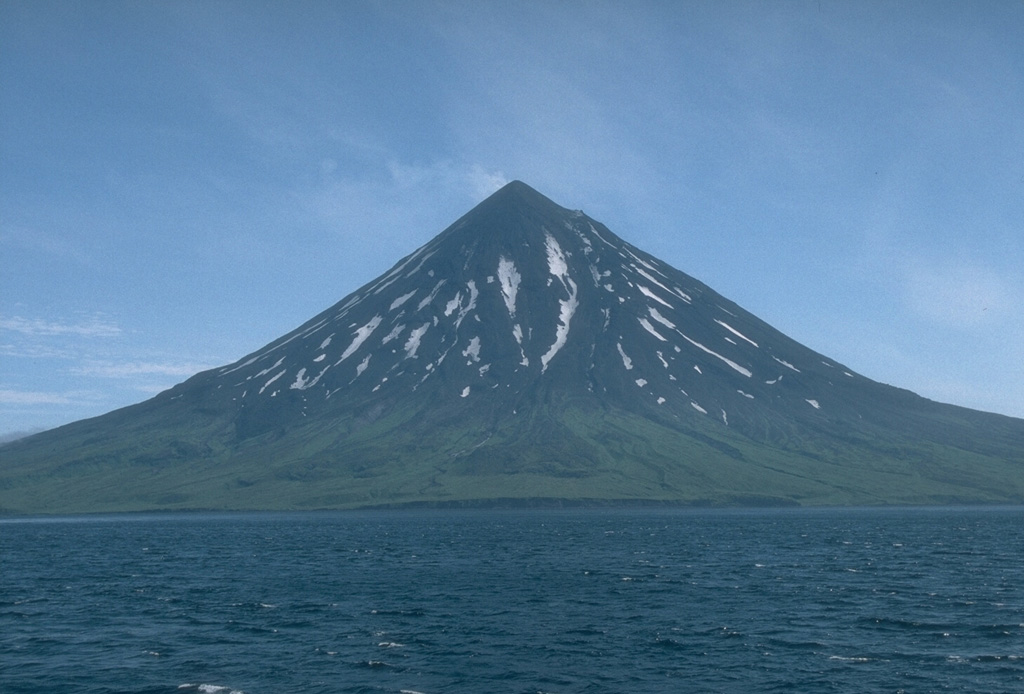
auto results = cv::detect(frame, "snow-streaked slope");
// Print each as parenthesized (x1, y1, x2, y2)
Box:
(202, 180, 864, 439)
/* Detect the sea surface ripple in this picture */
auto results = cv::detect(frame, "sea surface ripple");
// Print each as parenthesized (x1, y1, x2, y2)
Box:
(2, 507, 1023, 693)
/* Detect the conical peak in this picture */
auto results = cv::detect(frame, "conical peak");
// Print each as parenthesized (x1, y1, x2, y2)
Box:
(431, 181, 589, 257)
(10, 174, 1024, 516)
(464, 180, 570, 224)
(486, 180, 559, 208)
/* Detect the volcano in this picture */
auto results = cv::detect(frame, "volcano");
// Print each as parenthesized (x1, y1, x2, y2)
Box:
(3, 181, 1023, 513)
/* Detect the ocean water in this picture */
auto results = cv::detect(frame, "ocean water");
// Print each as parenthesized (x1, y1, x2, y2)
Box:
(2, 507, 1023, 693)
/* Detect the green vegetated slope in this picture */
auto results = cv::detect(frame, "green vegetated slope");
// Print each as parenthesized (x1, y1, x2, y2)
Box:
(3, 382, 1022, 514)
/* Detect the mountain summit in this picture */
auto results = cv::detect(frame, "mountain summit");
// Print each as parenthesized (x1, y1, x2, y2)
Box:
(4, 181, 1024, 513)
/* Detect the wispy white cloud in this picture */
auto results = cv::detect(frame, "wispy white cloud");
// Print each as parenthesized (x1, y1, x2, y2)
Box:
(71, 361, 215, 379)
(0, 389, 76, 405)
(0, 222, 94, 265)
(0, 315, 122, 337)
(294, 159, 512, 274)
(135, 383, 180, 395)
(0, 343, 74, 359)
(385, 160, 508, 200)
(467, 164, 509, 198)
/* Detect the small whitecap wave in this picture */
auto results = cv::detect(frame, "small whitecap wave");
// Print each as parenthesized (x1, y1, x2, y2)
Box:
(178, 684, 245, 694)
(972, 654, 1023, 662)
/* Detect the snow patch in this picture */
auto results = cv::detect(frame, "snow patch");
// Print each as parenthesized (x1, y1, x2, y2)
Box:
(389, 291, 417, 311)
(220, 354, 259, 375)
(648, 306, 676, 330)
(254, 357, 285, 379)
(512, 324, 528, 365)
(691, 402, 707, 414)
(371, 245, 434, 295)
(541, 287, 578, 372)
(338, 315, 383, 362)
(444, 293, 461, 317)
(462, 336, 481, 362)
(629, 251, 665, 278)
(259, 369, 286, 395)
(806, 399, 821, 409)
(773, 356, 801, 372)
(617, 343, 633, 370)
(417, 280, 447, 311)
(637, 284, 673, 309)
(456, 280, 479, 329)
(540, 233, 579, 372)
(637, 317, 667, 341)
(737, 390, 754, 399)
(292, 364, 329, 391)
(336, 294, 361, 315)
(460, 386, 470, 398)
(313, 354, 326, 363)
(671, 286, 693, 303)
(635, 378, 647, 387)
(634, 266, 688, 303)
(587, 222, 615, 248)
(404, 323, 430, 359)
(715, 320, 758, 347)
(319, 335, 333, 349)
(300, 318, 328, 337)
(403, 249, 436, 278)
(676, 331, 752, 377)
(497, 256, 521, 317)
(545, 233, 570, 281)
(657, 397, 666, 405)
(382, 324, 405, 344)
(355, 354, 371, 377)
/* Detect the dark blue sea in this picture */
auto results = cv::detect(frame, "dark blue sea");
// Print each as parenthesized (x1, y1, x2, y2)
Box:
(2, 507, 1023, 693)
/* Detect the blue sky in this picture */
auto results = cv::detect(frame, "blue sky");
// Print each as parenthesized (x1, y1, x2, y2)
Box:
(2, 0, 1023, 438)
